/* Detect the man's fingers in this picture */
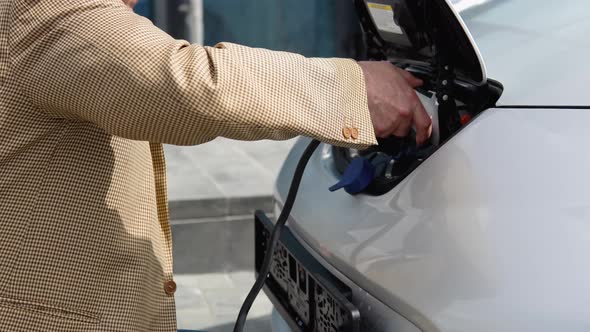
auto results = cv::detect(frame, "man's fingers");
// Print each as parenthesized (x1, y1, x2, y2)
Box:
(396, 68, 423, 88)
(392, 123, 412, 138)
(391, 111, 413, 137)
(413, 98, 433, 145)
(123, 0, 139, 8)
(362, 61, 431, 141)
(373, 112, 395, 138)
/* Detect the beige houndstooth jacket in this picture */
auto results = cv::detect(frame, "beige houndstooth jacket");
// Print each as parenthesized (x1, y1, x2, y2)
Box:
(0, 0, 376, 331)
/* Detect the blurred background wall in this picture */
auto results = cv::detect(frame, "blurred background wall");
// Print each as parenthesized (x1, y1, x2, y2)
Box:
(134, 0, 364, 59)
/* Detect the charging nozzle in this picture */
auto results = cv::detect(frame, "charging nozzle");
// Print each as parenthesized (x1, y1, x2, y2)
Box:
(329, 157, 375, 195)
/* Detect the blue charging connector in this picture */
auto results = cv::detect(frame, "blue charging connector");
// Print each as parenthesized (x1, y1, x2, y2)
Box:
(329, 157, 375, 195)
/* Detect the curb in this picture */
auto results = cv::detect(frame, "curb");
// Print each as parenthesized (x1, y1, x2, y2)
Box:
(169, 195, 274, 221)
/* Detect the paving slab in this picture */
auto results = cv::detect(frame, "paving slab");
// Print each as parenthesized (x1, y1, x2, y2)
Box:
(165, 137, 296, 220)
(168, 139, 296, 331)
(173, 218, 275, 332)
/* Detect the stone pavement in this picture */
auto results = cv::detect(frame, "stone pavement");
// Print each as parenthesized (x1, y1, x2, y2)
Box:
(165, 137, 296, 220)
(172, 218, 274, 332)
(165, 138, 297, 332)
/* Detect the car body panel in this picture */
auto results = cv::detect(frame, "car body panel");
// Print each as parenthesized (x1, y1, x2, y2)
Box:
(268, 209, 424, 332)
(459, 0, 590, 106)
(275, 108, 590, 332)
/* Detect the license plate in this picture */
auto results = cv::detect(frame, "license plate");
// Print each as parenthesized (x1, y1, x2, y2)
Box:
(254, 211, 360, 332)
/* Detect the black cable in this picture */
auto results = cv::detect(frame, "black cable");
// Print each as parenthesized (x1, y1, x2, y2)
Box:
(233, 139, 321, 332)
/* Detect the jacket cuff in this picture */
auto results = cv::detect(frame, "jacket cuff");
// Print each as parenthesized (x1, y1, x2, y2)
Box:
(326, 58, 377, 149)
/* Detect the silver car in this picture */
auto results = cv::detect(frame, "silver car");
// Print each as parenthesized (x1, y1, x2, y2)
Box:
(254, 0, 590, 331)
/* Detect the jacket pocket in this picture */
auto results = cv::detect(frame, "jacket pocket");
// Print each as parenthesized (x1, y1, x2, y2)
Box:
(0, 296, 101, 324)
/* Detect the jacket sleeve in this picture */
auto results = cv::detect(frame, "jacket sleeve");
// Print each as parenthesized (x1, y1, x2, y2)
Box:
(9, 0, 377, 148)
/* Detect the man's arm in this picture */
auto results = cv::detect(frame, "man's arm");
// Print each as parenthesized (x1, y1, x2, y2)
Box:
(10, 0, 377, 148)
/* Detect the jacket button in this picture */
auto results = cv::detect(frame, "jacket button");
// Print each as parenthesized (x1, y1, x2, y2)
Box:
(164, 280, 177, 295)
(342, 127, 352, 139)
(351, 128, 359, 140)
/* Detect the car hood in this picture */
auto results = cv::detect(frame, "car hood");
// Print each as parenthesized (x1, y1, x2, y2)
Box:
(459, 0, 590, 106)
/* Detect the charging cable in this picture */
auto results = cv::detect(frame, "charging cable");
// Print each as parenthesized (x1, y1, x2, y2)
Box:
(233, 139, 321, 332)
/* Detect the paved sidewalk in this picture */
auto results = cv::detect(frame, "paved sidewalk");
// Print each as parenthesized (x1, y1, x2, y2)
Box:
(172, 219, 274, 332)
(166, 138, 297, 332)
(165, 137, 296, 220)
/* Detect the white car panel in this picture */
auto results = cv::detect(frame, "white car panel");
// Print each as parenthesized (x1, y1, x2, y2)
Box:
(460, 0, 590, 106)
(275, 108, 590, 332)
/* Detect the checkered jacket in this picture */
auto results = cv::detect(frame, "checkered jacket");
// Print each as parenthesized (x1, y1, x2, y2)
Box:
(0, 0, 376, 331)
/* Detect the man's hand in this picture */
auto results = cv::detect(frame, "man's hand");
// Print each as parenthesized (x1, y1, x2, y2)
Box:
(122, 0, 138, 8)
(359, 61, 432, 145)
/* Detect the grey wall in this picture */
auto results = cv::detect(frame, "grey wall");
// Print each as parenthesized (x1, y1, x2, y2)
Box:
(139, 0, 364, 58)
(203, 0, 364, 58)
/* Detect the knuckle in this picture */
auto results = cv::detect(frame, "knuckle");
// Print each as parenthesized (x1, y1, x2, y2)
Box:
(374, 125, 387, 137)
(420, 117, 433, 129)
(398, 106, 412, 118)
(405, 89, 418, 99)
(417, 124, 429, 133)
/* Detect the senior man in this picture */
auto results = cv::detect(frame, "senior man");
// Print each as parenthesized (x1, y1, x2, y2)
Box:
(0, 0, 431, 331)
